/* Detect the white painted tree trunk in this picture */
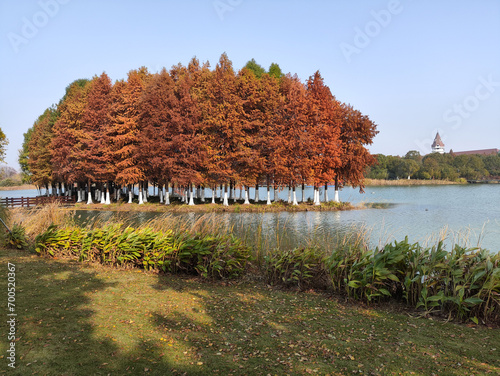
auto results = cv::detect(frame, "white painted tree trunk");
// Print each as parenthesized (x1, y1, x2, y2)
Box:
(324, 184, 329, 203)
(86, 190, 93, 205)
(128, 190, 133, 204)
(292, 189, 298, 205)
(211, 187, 215, 204)
(244, 187, 250, 204)
(95, 189, 100, 202)
(143, 186, 148, 202)
(314, 187, 320, 206)
(274, 187, 278, 203)
(159, 189, 163, 203)
(100, 189, 106, 204)
(77, 190, 82, 203)
(188, 185, 195, 206)
(201, 187, 205, 202)
(239, 187, 243, 200)
(334, 189, 340, 203)
(138, 190, 144, 205)
(220, 185, 225, 203)
(105, 188, 111, 205)
(254, 185, 259, 203)
(287, 188, 292, 204)
(223, 191, 229, 206)
(266, 189, 272, 205)
(165, 190, 170, 205)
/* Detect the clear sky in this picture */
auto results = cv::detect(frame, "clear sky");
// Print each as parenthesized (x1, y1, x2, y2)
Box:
(1, 0, 499, 169)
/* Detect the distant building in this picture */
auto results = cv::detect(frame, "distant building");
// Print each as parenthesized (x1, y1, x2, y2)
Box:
(431, 132, 445, 154)
(452, 148, 499, 156)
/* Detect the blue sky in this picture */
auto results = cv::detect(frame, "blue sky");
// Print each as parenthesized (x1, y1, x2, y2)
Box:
(1, 0, 499, 169)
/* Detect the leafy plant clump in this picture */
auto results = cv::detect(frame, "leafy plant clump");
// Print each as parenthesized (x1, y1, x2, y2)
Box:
(34, 224, 251, 280)
(263, 238, 500, 324)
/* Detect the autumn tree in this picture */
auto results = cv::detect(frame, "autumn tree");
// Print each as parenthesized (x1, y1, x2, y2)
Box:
(51, 79, 90, 201)
(165, 59, 209, 205)
(81, 73, 113, 204)
(334, 104, 378, 201)
(270, 74, 311, 204)
(139, 68, 177, 204)
(201, 53, 245, 205)
(305, 71, 342, 204)
(108, 67, 151, 203)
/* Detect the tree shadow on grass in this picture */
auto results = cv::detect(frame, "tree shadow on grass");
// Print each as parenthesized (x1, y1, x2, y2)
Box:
(0, 250, 202, 375)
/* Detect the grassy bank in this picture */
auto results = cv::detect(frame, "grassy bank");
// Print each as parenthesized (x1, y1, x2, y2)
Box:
(72, 200, 355, 213)
(1, 248, 499, 376)
(364, 179, 464, 186)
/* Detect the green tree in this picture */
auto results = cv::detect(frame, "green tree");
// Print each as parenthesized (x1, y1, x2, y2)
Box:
(18, 127, 33, 183)
(0, 127, 8, 164)
(243, 58, 266, 78)
(268, 63, 284, 79)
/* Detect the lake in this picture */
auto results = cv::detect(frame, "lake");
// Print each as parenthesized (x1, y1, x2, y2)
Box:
(1, 184, 499, 252)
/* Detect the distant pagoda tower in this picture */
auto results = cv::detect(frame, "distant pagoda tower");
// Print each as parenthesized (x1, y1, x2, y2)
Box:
(431, 132, 445, 154)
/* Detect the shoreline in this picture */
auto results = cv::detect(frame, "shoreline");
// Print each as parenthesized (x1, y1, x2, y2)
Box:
(364, 178, 462, 186)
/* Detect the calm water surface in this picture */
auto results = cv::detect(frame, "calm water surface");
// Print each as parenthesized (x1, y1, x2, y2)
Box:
(2, 185, 499, 251)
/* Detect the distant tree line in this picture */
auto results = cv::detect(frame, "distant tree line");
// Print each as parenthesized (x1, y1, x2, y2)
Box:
(366, 150, 500, 181)
(20, 54, 378, 205)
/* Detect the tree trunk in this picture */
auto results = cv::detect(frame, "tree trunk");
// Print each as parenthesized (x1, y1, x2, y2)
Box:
(324, 183, 329, 203)
(159, 185, 164, 203)
(138, 183, 144, 205)
(100, 183, 106, 204)
(143, 182, 148, 202)
(105, 185, 111, 205)
(266, 177, 271, 205)
(165, 182, 170, 205)
(254, 184, 259, 203)
(301, 182, 306, 203)
(188, 183, 195, 206)
(223, 184, 229, 206)
(334, 177, 340, 203)
(211, 185, 215, 204)
(314, 185, 320, 206)
(287, 183, 292, 204)
(243, 186, 250, 204)
(86, 179, 93, 204)
(292, 185, 298, 205)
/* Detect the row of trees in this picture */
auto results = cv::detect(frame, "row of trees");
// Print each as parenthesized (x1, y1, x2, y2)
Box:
(21, 54, 378, 205)
(366, 151, 500, 181)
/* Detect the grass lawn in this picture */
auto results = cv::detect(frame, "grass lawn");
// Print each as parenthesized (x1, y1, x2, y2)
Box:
(1, 249, 499, 375)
